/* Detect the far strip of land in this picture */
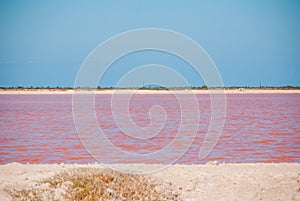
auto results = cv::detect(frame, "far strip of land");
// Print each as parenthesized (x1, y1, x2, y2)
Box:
(0, 88, 300, 94)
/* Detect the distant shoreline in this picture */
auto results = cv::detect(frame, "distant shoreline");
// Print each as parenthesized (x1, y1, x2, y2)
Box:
(0, 88, 300, 94)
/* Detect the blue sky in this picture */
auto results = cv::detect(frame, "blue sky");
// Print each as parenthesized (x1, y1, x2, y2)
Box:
(0, 0, 299, 87)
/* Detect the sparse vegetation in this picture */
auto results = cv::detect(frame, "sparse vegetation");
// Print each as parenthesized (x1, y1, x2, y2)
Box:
(1, 85, 299, 90)
(9, 168, 181, 201)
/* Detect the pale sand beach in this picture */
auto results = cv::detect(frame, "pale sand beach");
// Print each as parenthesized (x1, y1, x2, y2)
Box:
(0, 89, 300, 94)
(0, 163, 299, 200)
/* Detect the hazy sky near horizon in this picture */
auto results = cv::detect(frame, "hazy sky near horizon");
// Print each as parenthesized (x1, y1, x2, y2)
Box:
(0, 0, 299, 87)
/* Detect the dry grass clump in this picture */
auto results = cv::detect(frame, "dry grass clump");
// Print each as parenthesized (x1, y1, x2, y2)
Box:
(10, 168, 181, 201)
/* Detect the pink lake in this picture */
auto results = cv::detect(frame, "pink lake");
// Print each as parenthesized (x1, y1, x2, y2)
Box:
(0, 93, 299, 164)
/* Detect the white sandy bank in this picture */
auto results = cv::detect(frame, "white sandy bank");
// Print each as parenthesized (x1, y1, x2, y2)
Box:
(0, 163, 299, 201)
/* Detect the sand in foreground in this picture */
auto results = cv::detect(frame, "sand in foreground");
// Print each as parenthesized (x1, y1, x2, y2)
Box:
(0, 163, 299, 201)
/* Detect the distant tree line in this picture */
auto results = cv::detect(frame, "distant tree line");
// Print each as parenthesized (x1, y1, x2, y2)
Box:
(0, 85, 299, 90)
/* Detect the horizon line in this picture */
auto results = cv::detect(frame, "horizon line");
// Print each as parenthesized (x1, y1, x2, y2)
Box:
(1, 85, 300, 90)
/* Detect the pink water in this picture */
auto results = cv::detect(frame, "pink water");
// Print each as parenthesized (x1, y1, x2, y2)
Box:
(0, 94, 299, 164)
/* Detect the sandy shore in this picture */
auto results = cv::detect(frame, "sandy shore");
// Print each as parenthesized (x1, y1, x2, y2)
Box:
(0, 163, 299, 200)
(0, 89, 300, 94)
